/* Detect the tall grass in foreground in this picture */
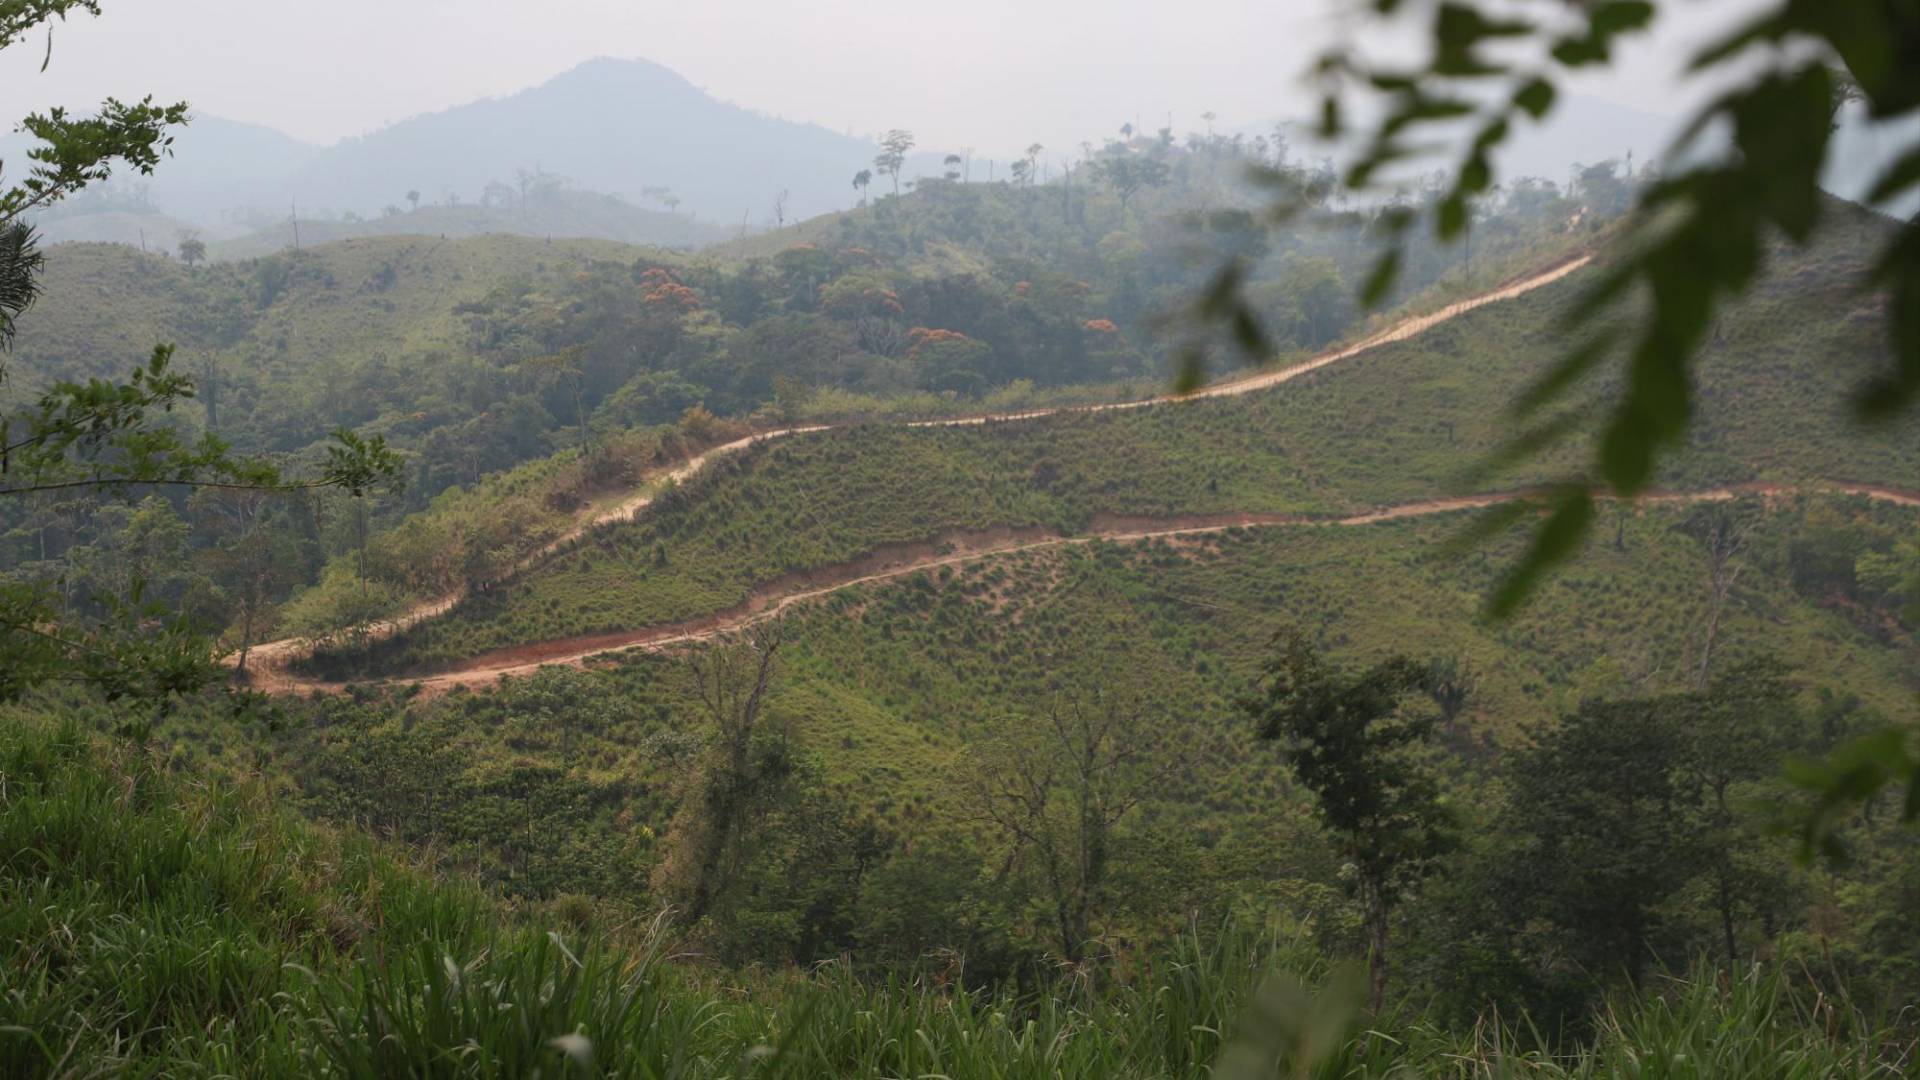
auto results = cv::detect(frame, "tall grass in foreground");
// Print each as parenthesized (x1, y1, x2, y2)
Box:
(2, 716, 1913, 1077)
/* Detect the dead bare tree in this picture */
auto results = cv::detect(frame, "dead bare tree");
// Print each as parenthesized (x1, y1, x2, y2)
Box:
(652, 627, 785, 921)
(1680, 503, 1754, 689)
(854, 315, 907, 357)
(964, 696, 1177, 965)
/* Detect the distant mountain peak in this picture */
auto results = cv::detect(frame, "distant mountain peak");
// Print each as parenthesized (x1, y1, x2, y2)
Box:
(277, 55, 881, 225)
(536, 56, 703, 97)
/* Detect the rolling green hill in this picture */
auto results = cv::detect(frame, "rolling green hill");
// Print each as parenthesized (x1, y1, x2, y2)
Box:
(210, 187, 727, 260)
(314, 205, 1916, 676)
(292, 496, 1920, 849)
(9, 232, 652, 396)
(5, 155, 1603, 668)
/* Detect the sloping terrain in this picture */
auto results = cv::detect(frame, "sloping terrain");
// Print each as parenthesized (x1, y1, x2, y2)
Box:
(274, 493, 1919, 904)
(210, 188, 726, 259)
(306, 212, 1917, 678)
(8, 233, 649, 393)
(262, 483, 1916, 695)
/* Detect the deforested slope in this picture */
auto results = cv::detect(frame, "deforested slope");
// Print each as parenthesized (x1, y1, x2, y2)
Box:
(316, 210, 1918, 677)
(279, 495, 1920, 892)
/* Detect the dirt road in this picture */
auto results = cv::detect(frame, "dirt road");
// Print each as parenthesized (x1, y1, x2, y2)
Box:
(247, 480, 1917, 696)
(244, 254, 1597, 672)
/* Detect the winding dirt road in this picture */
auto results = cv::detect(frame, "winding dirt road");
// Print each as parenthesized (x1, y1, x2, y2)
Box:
(247, 481, 1919, 696)
(245, 253, 1598, 678)
(530, 254, 1599, 542)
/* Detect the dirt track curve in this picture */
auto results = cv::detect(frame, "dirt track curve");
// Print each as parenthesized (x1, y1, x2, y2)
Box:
(244, 252, 1598, 680)
(247, 481, 1919, 696)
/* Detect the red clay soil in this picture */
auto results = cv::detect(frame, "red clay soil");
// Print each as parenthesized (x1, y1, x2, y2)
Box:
(249, 481, 1919, 696)
(244, 253, 1600, 674)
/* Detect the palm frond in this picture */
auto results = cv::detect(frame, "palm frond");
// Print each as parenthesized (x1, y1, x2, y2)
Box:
(0, 219, 46, 352)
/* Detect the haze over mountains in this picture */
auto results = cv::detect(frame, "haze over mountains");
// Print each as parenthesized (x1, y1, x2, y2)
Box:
(9, 58, 946, 251)
(277, 58, 929, 225)
(7, 54, 1906, 258)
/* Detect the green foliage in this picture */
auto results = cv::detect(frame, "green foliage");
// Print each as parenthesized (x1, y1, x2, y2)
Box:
(6, 96, 189, 221)
(4, 716, 1915, 1076)
(1787, 726, 1920, 864)
(1409, 662, 1854, 1028)
(0, 345, 398, 499)
(6, 131, 1593, 657)
(335, 218, 1917, 675)
(1304, 0, 1920, 609)
(0, 346, 401, 707)
(0, 9, 405, 714)
(0, 3, 183, 357)
(1243, 631, 1456, 1010)
(0, 221, 41, 349)
(0, 715, 497, 1074)
(262, 495, 1920, 1013)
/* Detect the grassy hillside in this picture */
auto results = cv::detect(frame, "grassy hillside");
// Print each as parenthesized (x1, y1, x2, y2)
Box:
(323, 209, 1917, 675)
(241, 493, 1920, 1030)
(291, 496, 1920, 863)
(212, 187, 727, 259)
(1, 145, 1604, 665)
(10, 233, 650, 393)
(15, 715, 1908, 1076)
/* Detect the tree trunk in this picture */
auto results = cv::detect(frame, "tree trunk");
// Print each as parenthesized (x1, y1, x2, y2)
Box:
(1364, 882, 1389, 1014)
(1718, 870, 1738, 971)
(1695, 597, 1726, 689)
(356, 497, 369, 599)
(235, 591, 257, 675)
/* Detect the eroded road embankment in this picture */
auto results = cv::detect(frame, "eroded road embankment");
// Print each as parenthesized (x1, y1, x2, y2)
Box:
(243, 253, 1597, 673)
(246, 480, 1918, 696)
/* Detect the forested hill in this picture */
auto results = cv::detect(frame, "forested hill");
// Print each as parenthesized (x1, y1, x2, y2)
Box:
(5, 140, 1591, 516)
(3, 234, 654, 476)
(210, 188, 729, 258)
(294, 199, 1917, 678)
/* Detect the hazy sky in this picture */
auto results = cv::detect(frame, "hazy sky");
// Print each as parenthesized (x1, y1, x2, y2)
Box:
(4, 0, 1764, 157)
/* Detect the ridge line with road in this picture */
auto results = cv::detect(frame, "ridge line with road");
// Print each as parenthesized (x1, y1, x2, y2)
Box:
(244, 252, 1597, 675)
(250, 480, 1918, 695)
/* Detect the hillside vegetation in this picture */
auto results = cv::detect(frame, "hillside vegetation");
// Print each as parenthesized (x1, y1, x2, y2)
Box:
(13, 0, 1920, 1066)
(6, 141, 1603, 669)
(211, 185, 728, 259)
(278, 494, 1920, 894)
(8, 717, 1908, 1077)
(314, 207, 1916, 675)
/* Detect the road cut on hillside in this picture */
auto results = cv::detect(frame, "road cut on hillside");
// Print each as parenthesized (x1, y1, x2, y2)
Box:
(246, 480, 1919, 696)
(244, 253, 1596, 672)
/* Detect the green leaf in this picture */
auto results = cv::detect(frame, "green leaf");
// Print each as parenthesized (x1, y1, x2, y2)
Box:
(1511, 333, 1616, 417)
(1590, 0, 1655, 38)
(1319, 95, 1342, 140)
(1513, 78, 1556, 119)
(1487, 491, 1594, 616)
(1466, 412, 1587, 487)
(1361, 250, 1401, 308)
(1439, 495, 1543, 562)
(1172, 346, 1207, 396)
(1230, 304, 1270, 361)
